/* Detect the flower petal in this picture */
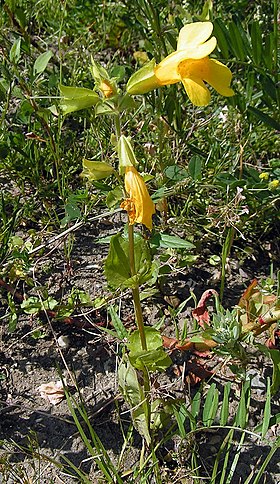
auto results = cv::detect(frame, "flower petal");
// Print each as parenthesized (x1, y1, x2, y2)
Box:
(203, 59, 235, 96)
(155, 39, 217, 87)
(155, 50, 191, 85)
(185, 37, 217, 59)
(124, 167, 155, 230)
(181, 77, 211, 106)
(177, 22, 213, 51)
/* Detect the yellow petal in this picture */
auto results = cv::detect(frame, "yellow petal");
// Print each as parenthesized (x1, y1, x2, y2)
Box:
(181, 77, 211, 106)
(183, 36, 217, 59)
(124, 166, 155, 230)
(100, 80, 115, 98)
(203, 59, 234, 96)
(177, 22, 214, 51)
(155, 24, 217, 86)
(155, 50, 190, 85)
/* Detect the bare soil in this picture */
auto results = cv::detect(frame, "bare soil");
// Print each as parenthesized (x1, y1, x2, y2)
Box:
(0, 216, 280, 483)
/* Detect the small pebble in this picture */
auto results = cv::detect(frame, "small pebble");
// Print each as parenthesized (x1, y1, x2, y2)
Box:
(57, 335, 70, 349)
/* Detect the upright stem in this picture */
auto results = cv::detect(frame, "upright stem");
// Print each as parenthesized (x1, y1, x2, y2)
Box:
(114, 114, 121, 140)
(128, 224, 147, 351)
(115, 111, 147, 350)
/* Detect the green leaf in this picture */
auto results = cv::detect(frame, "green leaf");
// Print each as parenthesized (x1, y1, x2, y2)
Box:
(165, 29, 177, 50)
(248, 106, 280, 131)
(59, 85, 99, 115)
(257, 344, 280, 394)
(127, 327, 172, 372)
(128, 326, 162, 351)
(235, 382, 250, 428)
(118, 356, 151, 445)
(172, 403, 194, 438)
(228, 21, 246, 61)
(104, 232, 152, 290)
(8, 312, 18, 333)
(104, 233, 130, 289)
(60, 201, 81, 227)
(234, 18, 252, 58)
(202, 383, 219, 427)
(254, 413, 280, 434)
(118, 93, 137, 112)
(220, 381, 231, 426)
(108, 305, 128, 340)
(150, 232, 195, 250)
(43, 297, 59, 311)
(262, 377, 271, 438)
(95, 101, 117, 115)
(14, 7, 27, 29)
(10, 37, 21, 63)
(214, 19, 229, 59)
(250, 21, 262, 65)
(165, 165, 188, 181)
(110, 65, 126, 81)
(191, 390, 201, 420)
(33, 50, 53, 75)
(263, 32, 274, 71)
(260, 74, 277, 103)
(7, 294, 18, 333)
(150, 398, 172, 431)
(188, 156, 202, 180)
(21, 296, 41, 314)
(106, 186, 123, 209)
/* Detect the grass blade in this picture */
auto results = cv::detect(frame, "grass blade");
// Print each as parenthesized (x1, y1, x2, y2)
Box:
(262, 377, 271, 438)
(251, 436, 280, 484)
(235, 381, 250, 429)
(220, 382, 231, 426)
(203, 383, 219, 427)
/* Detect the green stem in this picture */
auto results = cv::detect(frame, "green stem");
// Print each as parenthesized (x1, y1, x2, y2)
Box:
(220, 227, 235, 301)
(128, 224, 147, 351)
(114, 104, 152, 445)
(146, 0, 168, 57)
(128, 214, 151, 444)
(273, 0, 278, 81)
(114, 114, 121, 140)
(115, 111, 147, 351)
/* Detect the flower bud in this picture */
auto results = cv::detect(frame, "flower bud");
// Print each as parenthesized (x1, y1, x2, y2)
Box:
(126, 59, 160, 95)
(91, 58, 117, 98)
(117, 135, 137, 174)
(82, 159, 114, 180)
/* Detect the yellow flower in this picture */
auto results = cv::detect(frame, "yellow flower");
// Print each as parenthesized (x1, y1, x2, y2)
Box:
(268, 180, 279, 190)
(259, 172, 269, 181)
(154, 22, 234, 106)
(127, 22, 234, 106)
(120, 166, 155, 230)
(99, 79, 115, 98)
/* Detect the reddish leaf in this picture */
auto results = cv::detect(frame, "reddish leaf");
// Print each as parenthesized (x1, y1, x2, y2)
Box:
(192, 289, 218, 328)
(185, 360, 213, 385)
(162, 335, 178, 350)
(266, 329, 280, 350)
(238, 278, 258, 308)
